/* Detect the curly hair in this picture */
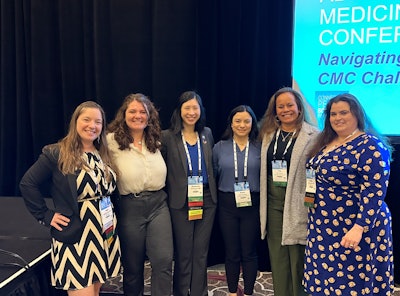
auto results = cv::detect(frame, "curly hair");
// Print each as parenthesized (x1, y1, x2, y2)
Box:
(107, 93, 161, 153)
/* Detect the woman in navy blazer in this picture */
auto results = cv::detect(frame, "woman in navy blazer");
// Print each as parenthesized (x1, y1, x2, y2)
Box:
(161, 91, 217, 296)
(20, 101, 121, 296)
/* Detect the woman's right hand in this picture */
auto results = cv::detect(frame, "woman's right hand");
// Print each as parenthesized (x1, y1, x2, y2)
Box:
(50, 213, 71, 231)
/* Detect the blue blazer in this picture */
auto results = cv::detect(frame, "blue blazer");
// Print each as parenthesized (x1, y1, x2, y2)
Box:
(161, 127, 217, 209)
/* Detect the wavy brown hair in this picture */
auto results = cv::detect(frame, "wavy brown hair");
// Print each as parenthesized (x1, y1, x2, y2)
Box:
(308, 93, 393, 158)
(58, 101, 114, 178)
(107, 93, 161, 153)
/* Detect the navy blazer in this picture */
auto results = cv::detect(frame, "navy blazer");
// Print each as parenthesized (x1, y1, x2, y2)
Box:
(19, 144, 80, 227)
(161, 127, 217, 209)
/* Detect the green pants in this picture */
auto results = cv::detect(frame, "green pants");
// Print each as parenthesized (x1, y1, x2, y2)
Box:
(266, 176, 307, 296)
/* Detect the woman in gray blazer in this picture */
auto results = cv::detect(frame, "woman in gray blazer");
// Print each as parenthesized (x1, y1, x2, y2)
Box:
(258, 87, 319, 296)
(161, 91, 217, 296)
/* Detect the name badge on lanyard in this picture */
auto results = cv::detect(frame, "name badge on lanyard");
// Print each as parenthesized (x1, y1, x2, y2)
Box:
(99, 196, 115, 244)
(182, 132, 204, 221)
(188, 176, 204, 220)
(304, 168, 316, 208)
(234, 182, 252, 207)
(271, 129, 295, 187)
(272, 160, 288, 187)
(233, 139, 252, 207)
(188, 176, 204, 207)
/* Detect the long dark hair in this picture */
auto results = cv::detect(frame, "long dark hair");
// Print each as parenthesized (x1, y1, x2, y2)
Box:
(169, 91, 206, 134)
(258, 87, 310, 140)
(308, 93, 393, 158)
(221, 105, 259, 142)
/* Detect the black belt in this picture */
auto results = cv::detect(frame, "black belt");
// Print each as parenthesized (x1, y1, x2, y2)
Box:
(120, 191, 158, 199)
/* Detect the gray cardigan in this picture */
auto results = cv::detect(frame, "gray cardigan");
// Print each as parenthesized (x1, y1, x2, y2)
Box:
(259, 122, 319, 244)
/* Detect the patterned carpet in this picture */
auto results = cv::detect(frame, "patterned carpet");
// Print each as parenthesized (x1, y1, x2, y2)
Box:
(100, 262, 274, 295)
(100, 262, 400, 295)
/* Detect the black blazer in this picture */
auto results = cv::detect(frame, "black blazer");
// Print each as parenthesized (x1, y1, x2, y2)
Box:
(161, 127, 217, 209)
(19, 144, 80, 227)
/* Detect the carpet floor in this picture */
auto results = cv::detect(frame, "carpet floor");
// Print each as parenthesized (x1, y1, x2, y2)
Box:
(100, 262, 274, 295)
(100, 262, 400, 295)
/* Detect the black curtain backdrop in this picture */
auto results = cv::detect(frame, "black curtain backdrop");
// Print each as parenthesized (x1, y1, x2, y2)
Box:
(0, 0, 293, 196)
(1, 0, 399, 281)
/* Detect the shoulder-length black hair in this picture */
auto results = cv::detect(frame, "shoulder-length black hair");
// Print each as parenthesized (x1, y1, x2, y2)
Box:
(221, 105, 259, 142)
(169, 91, 206, 134)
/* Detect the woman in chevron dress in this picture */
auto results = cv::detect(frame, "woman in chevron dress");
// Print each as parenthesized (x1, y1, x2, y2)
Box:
(20, 101, 121, 296)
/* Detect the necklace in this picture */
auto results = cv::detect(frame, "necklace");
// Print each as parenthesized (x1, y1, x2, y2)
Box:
(314, 129, 359, 167)
(327, 128, 359, 151)
(281, 131, 292, 142)
(340, 128, 359, 142)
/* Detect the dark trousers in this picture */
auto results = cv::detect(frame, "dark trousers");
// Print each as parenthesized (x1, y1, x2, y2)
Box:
(267, 177, 307, 296)
(218, 191, 259, 295)
(170, 188, 216, 296)
(116, 190, 173, 296)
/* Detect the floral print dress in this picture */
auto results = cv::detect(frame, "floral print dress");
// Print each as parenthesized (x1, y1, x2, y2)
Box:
(304, 134, 394, 295)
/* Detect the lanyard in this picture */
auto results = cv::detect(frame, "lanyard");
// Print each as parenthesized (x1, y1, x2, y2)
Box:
(233, 139, 249, 183)
(272, 128, 296, 159)
(309, 148, 329, 169)
(181, 132, 202, 177)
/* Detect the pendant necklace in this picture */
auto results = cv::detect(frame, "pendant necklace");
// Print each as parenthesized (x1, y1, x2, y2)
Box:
(281, 131, 292, 142)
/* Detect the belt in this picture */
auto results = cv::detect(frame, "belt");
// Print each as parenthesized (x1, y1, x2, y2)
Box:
(120, 191, 158, 199)
(78, 195, 108, 202)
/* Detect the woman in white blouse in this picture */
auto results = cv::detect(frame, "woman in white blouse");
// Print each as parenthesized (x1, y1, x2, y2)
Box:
(107, 93, 173, 296)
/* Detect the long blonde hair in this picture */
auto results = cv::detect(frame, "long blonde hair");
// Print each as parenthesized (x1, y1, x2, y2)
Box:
(58, 101, 115, 178)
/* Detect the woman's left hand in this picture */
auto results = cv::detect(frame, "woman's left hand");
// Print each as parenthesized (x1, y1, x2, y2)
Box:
(340, 223, 364, 249)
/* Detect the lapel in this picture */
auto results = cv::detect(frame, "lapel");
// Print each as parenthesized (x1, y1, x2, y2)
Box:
(67, 173, 80, 213)
(261, 132, 275, 162)
(287, 124, 312, 181)
(174, 132, 189, 176)
(199, 131, 209, 168)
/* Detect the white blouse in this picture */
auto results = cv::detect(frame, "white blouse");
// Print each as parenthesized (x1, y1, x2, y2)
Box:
(106, 133, 167, 195)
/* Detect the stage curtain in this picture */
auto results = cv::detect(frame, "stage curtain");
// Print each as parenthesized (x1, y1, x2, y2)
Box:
(0, 0, 293, 196)
(1, 0, 399, 283)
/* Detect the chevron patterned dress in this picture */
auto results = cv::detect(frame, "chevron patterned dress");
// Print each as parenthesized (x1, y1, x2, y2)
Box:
(50, 152, 122, 290)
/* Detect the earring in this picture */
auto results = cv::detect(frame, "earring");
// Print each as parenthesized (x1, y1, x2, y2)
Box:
(97, 136, 101, 144)
(275, 115, 280, 122)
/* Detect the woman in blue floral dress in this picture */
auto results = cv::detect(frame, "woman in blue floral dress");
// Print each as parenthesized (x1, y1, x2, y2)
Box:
(304, 94, 394, 295)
